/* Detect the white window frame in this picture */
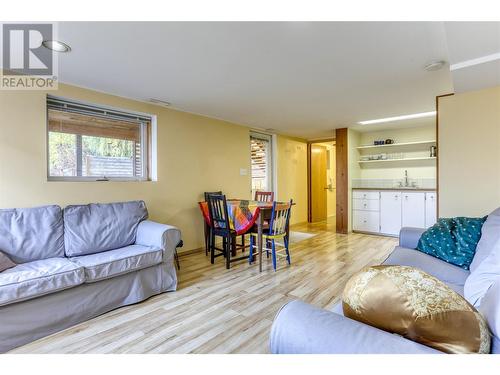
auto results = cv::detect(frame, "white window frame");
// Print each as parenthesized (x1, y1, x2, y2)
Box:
(46, 95, 156, 182)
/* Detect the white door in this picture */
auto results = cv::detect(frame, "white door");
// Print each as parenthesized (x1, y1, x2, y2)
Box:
(402, 192, 426, 228)
(425, 192, 437, 228)
(380, 192, 402, 236)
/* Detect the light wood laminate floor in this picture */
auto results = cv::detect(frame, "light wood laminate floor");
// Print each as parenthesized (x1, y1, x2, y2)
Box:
(11, 221, 397, 353)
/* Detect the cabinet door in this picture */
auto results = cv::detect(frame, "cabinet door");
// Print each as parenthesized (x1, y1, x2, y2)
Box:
(353, 210, 380, 233)
(380, 192, 402, 236)
(402, 192, 426, 228)
(425, 192, 437, 228)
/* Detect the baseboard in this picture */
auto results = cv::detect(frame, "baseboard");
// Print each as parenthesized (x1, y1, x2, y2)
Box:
(178, 247, 204, 257)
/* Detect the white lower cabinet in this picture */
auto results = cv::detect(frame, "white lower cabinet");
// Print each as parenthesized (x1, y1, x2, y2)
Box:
(353, 190, 437, 236)
(380, 192, 402, 236)
(353, 210, 380, 233)
(402, 192, 426, 228)
(425, 192, 437, 228)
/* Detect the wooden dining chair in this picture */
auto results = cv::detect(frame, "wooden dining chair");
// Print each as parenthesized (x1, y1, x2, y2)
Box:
(204, 191, 247, 255)
(255, 191, 274, 202)
(204, 191, 222, 256)
(206, 194, 249, 269)
(249, 200, 293, 271)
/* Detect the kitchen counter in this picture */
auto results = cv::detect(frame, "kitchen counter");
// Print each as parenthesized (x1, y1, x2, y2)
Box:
(352, 187, 436, 191)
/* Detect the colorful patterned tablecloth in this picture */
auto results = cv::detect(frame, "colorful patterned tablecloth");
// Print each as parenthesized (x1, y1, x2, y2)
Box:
(198, 200, 272, 235)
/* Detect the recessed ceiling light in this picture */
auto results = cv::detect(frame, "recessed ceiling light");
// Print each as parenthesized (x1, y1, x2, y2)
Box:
(424, 60, 446, 71)
(149, 98, 171, 107)
(358, 111, 436, 125)
(42, 40, 71, 52)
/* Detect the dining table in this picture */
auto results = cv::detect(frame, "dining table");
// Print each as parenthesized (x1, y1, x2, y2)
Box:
(198, 199, 291, 272)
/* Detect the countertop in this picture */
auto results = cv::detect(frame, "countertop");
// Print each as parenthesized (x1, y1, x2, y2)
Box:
(352, 187, 436, 191)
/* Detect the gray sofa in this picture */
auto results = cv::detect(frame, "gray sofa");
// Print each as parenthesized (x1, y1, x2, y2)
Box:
(270, 213, 500, 354)
(0, 201, 181, 353)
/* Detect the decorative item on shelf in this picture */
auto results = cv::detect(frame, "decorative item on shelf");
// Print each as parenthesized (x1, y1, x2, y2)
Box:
(380, 153, 387, 160)
(388, 152, 403, 160)
(430, 145, 437, 158)
(385, 139, 395, 144)
(373, 140, 385, 145)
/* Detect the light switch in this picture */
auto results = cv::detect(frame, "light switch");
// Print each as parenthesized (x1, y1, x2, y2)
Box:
(240, 168, 248, 176)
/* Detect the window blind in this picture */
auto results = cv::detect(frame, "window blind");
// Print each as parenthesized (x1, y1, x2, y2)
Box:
(47, 95, 151, 180)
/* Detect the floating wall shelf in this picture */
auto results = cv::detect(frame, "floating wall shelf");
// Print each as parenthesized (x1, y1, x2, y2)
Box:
(358, 156, 437, 164)
(356, 140, 436, 150)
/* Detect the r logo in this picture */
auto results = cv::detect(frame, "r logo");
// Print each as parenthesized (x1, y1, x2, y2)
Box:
(2, 23, 53, 75)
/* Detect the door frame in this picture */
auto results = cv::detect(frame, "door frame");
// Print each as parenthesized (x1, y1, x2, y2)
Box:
(307, 138, 336, 223)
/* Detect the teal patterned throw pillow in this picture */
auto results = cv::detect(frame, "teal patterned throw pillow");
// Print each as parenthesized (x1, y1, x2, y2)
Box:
(417, 216, 487, 270)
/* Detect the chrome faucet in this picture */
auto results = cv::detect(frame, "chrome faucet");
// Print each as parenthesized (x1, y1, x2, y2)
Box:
(404, 170, 409, 187)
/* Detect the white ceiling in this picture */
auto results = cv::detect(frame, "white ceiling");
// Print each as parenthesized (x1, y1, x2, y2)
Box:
(444, 22, 500, 93)
(53, 22, 493, 139)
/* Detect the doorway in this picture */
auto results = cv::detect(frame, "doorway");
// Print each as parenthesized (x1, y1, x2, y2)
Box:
(308, 140, 336, 224)
(250, 131, 274, 199)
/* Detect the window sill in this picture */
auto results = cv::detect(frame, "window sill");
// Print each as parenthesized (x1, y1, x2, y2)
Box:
(47, 177, 151, 182)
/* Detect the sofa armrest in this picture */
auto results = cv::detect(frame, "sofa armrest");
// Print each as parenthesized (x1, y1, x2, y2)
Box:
(399, 227, 426, 249)
(269, 300, 440, 354)
(135, 220, 182, 262)
(478, 278, 500, 353)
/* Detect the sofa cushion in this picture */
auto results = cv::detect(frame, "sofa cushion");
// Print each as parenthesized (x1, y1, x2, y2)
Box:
(464, 238, 500, 307)
(69, 244, 163, 283)
(470, 207, 500, 272)
(0, 205, 64, 263)
(64, 201, 148, 257)
(383, 246, 469, 295)
(343, 266, 491, 354)
(416, 216, 486, 270)
(0, 258, 85, 307)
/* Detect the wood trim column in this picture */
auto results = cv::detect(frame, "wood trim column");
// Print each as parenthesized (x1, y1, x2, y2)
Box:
(307, 143, 312, 222)
(435, 93, 454, 219)
(336, 128, 348, 234)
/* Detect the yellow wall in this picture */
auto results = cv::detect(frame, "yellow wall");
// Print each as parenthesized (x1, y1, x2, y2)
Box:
(275, 135, 308, 224)
(438, 85, 500, 217)
(357, 125, 436, 180)
(0, 83, 302, 253)
(0, 83, 309, 252)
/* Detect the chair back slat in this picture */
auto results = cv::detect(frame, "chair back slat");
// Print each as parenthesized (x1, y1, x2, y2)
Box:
(269, 200, 293, 236)
(204, 191, 223, 201)
(206, 194, 230, 231)
(255, 191, 274, 202)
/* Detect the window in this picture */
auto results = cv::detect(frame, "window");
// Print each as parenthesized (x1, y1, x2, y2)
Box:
(47, 96, 152, 181)
(250, 132, 273, 197)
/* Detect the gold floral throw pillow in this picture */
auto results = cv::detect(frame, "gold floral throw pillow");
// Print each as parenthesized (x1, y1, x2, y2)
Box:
(342, 265, 491, 354)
